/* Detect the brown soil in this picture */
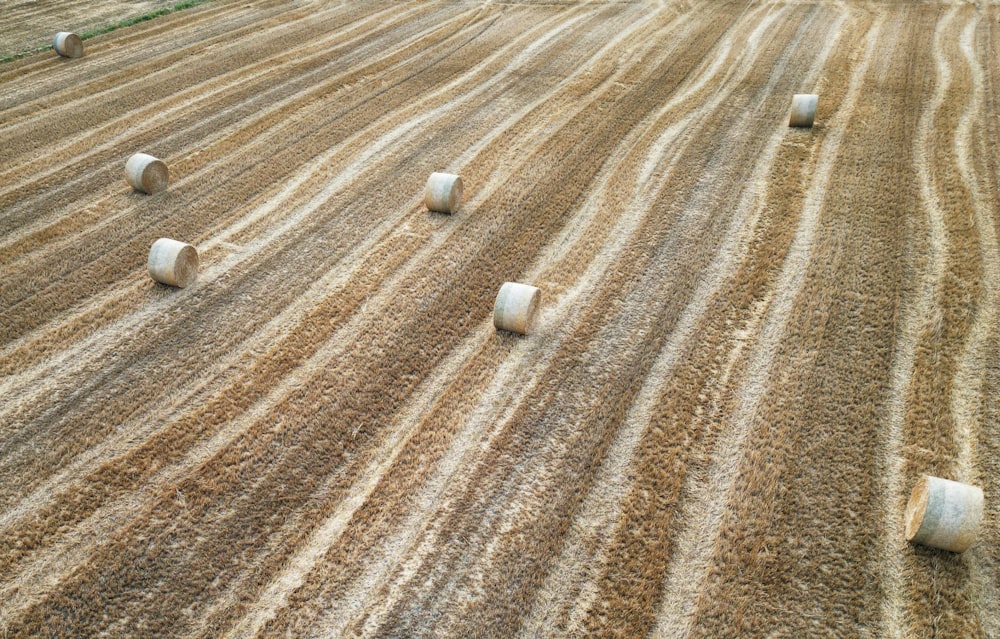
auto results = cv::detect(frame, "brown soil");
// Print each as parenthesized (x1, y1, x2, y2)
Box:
(1, 1, 997, 637)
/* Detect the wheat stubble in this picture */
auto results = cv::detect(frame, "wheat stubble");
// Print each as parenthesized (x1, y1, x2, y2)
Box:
(2, 1, 999, 637)
(893, 5, 989, 637)
(1, 5, 627, 631)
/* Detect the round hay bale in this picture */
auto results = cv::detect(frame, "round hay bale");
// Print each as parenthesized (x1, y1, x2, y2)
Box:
(494, 282, 540, 335)
(126, 153, 169, 194)
(148, 238, 198, 288)
(53, 32, 83, 58)
(424, 172, 463, 214)
(904, 475, 984, 553)
(788, 93, 818, 128)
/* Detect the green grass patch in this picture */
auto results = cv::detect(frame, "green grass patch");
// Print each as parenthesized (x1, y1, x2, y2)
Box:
(0, 46, 48, 65)
(79, 0, 210, 38)
(1, 0, 211, 64)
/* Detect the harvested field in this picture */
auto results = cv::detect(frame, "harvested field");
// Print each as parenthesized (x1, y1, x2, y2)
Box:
(1, 0, 998, 637)
(0, 0, 181, 59)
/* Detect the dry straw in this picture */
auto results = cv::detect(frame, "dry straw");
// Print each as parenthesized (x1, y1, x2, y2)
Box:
(424, 172, 463, 213)
(126, 153, 169, 194)
(53, 32, 83, 58)
(904, 475, 984, 553)
(494, 282, 540, 335)
(148, 238, 199, 287)
(788, 94, 818, 127)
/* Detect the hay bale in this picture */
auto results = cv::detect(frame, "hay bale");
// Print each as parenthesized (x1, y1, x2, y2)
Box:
(788, 94, 818, 128)
(424, 172, 463, 214)
(148, 238, 198, 287)
(904, 475, 984, 553)
(494, 282, 540, 335)
(53, 32, 83, 58)
(126, 153, 169, 194)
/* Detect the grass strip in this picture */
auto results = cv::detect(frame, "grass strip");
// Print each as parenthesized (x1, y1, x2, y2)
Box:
(1, 0, 211, 64)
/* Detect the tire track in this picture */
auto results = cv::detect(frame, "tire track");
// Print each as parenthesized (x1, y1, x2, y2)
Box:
(655, 12, 882, 637)
(252, 3, 788, 636)
(0, 0, 175, 57)
(0, 2, 508, 356)
(878, 8, 958, 637)
(0, 4, 484, 376)
(253, 3, 762, 634)
(207, 4, 688, 636)
(967, 10, 1000, 636)
(0, 3, 652, 636)
(0, 0, 588, 552)
(0, 3, 423, 209)
(3, 2, 998, 637)
(0, 3, 448, 256)
(0, 1, 280, 125)
(0, 0, 582, 461)
(326, 6, 836, 634)
(952, 14, 999, 635)
(0, 2, 517, 479)
(527, 6, 848, 633)
(9, 4, 658, 623)
(886, 6, 985, 638)
(951, 13, 993, 495)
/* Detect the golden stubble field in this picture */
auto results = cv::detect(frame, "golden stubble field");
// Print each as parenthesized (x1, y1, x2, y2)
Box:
(0, 0, 179, 59)
(0, 1, 997, 637)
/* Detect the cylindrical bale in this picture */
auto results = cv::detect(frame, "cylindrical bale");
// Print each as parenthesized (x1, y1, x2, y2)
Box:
(788, 93, 818, 127)
(53, 32, 83, 58)
(126, 153, 169, 194)
(424, 172, 463, 213)
(494, 282, 540, 335)
(904, 475, 984, 553)
(148, 238, 199, 288)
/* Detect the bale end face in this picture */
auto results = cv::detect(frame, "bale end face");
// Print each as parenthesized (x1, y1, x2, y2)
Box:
(148, 238, 199, 288)
(904, 475, 984, 553)
(425, 172, 463, 214)
(126, 153, 169, 194)
(789, 93, 818, 127)
(903, 478, 930, 540)
(54, 32, 83, 58)
(494, 282, 541, 335)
